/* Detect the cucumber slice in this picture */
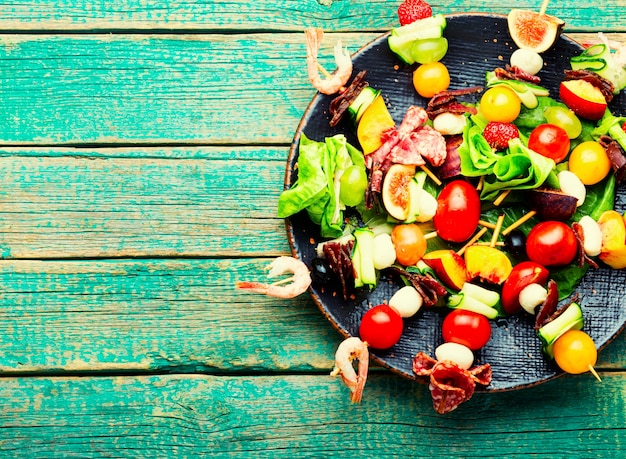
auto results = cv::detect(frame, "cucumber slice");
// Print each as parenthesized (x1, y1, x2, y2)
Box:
(446, 293, 499, 319)
(460, 282, 500, 307)
(353, 228, 377, 287)
(349, 87, 381, 124)
(537, 302, 585, 358)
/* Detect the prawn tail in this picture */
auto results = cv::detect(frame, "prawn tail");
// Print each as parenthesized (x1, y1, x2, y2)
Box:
(235, 281, 268, 294)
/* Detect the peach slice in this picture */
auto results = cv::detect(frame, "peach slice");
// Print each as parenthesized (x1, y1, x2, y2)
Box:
(357, 95, 396, 155)
(597, 210, 626, 269)
(422, 249, 467, 291)
(559, 80, 607, 121)
(464, 245, 513, 284)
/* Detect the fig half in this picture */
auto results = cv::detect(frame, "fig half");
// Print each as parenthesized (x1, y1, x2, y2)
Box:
(530, 188, 578, 221)
(508, 9, 564, 54)
(382, 164, 416, 220)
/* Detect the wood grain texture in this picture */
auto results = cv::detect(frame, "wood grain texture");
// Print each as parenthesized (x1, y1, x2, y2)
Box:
(0, 148, 290, 258)
(0, 32, 623, 145)
(0, 258, 622, 374)
(0, 258, 340, 373)
(0, 373, 623, 457)
(0, 1, 624, 32)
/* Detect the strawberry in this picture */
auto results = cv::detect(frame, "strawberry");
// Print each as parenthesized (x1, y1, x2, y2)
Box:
(482, 122, 520, 150)
(397, 0, 433, 26)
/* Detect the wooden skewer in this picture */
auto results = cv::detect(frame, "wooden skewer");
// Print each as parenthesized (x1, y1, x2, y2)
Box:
(420, 165, 442, 186)
(588, 364, 602, 382)
(539, 0, 550, 15)
(479, 219, 497, 229)
(502, 210, 537, 236)
(490, 214, 505, 247)
(493, 189, 511, 207)
(424, 231, 439, 240)
(457, 227, 488, 256)
(476, 176, 484, 191)
(475, 241, 505, 246)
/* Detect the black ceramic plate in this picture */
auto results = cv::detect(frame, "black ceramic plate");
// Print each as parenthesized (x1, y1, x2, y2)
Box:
(285, 14, 626, 391)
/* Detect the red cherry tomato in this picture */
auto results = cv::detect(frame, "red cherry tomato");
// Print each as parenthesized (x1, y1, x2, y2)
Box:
(501, 261, 550, 315)
(528, 124, 571, 163)
(359, 304, 403, 349)
(442, 309, 492, 350)
(526, 221, 578, 267)
(433, 180, 481, 243)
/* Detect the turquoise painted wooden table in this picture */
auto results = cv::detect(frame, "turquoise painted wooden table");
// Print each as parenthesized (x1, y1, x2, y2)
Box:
(0, 1, 624, 457)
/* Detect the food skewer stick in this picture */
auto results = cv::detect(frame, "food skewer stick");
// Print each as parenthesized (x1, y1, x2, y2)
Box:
(479, 219, 497, 229)
(490, 214, 505, 247)
(476, 176, 484, 191)
(317, 63, 347, 92)
(424, 231, 439, 240)
(493, 189, 511, 206)
(588, 364, 602, 382)
(539, 0, 550, 16)
(457, 227, 488, 256)
(420, 164, 442, 186)
(502, 210, 537, 236)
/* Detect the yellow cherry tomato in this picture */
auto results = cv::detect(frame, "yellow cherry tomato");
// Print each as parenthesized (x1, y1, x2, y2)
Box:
(479, 86, 521, 123)
(412, 62, 450, 98)
(568, 141, 611, 185)
(553, 330, 598, 375)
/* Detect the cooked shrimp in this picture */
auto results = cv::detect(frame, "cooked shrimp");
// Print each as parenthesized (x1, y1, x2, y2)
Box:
(235, 256, 312, 299)
(330, 337, 369, 403)
(304, 27, 353, 95)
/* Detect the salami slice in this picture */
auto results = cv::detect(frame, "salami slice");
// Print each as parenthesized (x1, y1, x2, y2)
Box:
(412, 352, 438, 376)
(429, 362, 475, 414)
(469, 363, 493, 386)
(413, 352, 493, 414)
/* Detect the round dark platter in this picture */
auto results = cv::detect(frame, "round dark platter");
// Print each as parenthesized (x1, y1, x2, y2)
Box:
(285, 14, 626, 391)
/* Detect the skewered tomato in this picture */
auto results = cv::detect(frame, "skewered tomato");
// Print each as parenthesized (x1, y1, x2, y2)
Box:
(527, 123, 570, 163)
(501, 261, 550, 315)
(568, 141, 611, 185)
(553, 330, 599, 378)
(479, 86, 521, 123)
(359, 304, 403, 349)
(433, 180, 481, 242)
(412, 62, 450, 98)
(526, 221, 578, 267)
(391, 223, 427, 266)
(442, 309, 492, 350)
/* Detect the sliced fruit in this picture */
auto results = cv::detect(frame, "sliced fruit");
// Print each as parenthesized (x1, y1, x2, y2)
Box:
(559, 80, 607, 121)
(357, 94, 396, 154)
(422, 249, 467, 290)
(597, 210, 626, 269)
(464, 245, 513, 284)
(507, 9, 564, 54)
(382, 164, 416, 220)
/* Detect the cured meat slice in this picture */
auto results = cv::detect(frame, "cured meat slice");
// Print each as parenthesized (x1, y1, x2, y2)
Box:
(397, 105, 429, 136)
(599, 135, 626, 184)
(494, 65, 541, 84)
(412, 352, 492, 414)
(412, 352, 438, 376)
(413, 126, 447, 167)
(388, 132, 427, 166)
(429, 362, 476, 414)
(469, 363, 493, 386)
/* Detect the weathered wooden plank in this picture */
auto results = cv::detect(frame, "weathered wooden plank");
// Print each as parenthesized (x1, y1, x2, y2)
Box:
(0, 373, 623, 457)
(0, 258, 340, 373)
(0, 149, 291, 258)
(0, 33, 623, 145)
(0, 258, 622, 373)
(0, 1, 624, 32)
